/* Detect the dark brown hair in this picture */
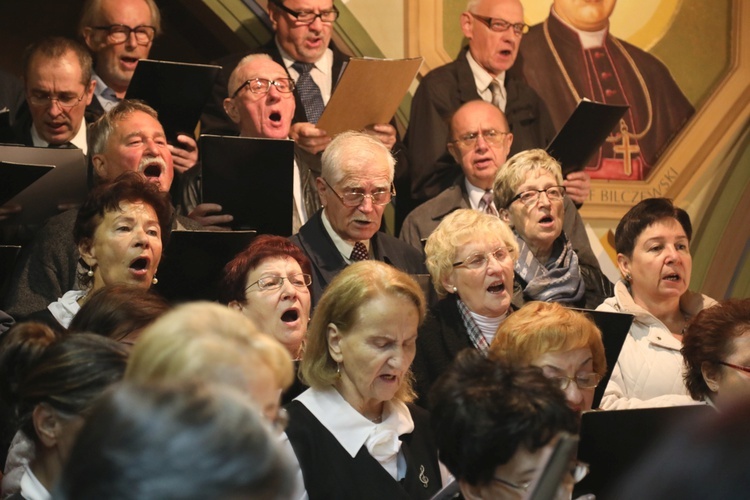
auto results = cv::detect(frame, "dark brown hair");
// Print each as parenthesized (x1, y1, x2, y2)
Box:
(614, 198, 692, 257)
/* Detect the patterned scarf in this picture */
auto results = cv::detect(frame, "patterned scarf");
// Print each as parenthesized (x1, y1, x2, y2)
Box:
(514, 232, 585, 304)
(456, 298, 490, 355)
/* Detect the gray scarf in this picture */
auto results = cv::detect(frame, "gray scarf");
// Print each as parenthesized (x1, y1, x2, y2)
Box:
(514, 232, 585, 304)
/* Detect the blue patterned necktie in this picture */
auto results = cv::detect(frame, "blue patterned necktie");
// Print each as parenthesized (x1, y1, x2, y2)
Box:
(292, 61, 325, 125)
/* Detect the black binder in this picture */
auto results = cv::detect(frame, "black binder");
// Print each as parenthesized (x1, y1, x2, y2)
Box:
(125, 59, 221, 143)
(199, 134, 295, 236)
(546, 100, 629, 176)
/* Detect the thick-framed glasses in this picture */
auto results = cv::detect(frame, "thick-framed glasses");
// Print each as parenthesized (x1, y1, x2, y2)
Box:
(92, 24, 156, 45)
(549, 372, 602, 391)
(231, 78, 296, 98)
(470, 12, 529, 35)
(269, 0, 339, 25)
(451, 129, 509, 149)
(453, 246, 513, 270)
(323, 178, 395, 207)
(507, 186, 566, 208)
(493, 461, 589, 492)
(27, 90, 86, 110)
(245, 273, 312, 292)
(717, 361, 750, 375)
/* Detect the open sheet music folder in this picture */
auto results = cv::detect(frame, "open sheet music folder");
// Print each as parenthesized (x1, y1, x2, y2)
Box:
(125, 59, 221, 143)
(546, 100, 629, 176)
(0, 145, 87, 226)
(199, 135, 295, 236)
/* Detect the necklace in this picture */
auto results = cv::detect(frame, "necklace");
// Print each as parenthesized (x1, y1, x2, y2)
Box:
(542, 19, 654, 174)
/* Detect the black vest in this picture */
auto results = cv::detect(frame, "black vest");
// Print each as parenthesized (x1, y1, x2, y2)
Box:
(285, 399, 441, 499)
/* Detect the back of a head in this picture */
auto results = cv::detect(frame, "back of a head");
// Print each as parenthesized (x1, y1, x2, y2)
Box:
(0, 329, 128, 442)
(429, 349, 578, 487)
(68, 284, 170, 343)
(54, 381, 294, 500)
(126, 302, 294, 390)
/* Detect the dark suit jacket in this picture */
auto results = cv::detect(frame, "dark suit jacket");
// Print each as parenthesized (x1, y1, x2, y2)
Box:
(405, 46, 556, 202)
(200, 39, 351, 136)
(290, 209, 427, 307)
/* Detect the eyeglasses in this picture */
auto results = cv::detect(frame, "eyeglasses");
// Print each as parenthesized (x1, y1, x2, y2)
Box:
(451, 129, 509, 149)
(470, 12, 529, 35)
(92, 24, 156, 45)
(231, 78, 296, 98)
(245, 273, 312, 292)
(453, 246, 513, 270)
(323, 178, 395, 207)
(494, 461, 589, 491)
(548, 372, 602, 391)
(507, 186, 566, 207)
(27, 90, 86, 110)
(717, 361, 750, 375)
(270, 0, 339, 25)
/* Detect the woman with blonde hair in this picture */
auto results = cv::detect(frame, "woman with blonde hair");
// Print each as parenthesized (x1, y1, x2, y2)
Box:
(490, 301, 606, 414)
(126, 302, 293, 427)
(285, 261, 442, 499)
(412, 208, 518, 403)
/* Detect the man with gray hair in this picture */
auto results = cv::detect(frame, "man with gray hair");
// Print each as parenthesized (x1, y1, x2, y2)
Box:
(291, 131, 426, 306)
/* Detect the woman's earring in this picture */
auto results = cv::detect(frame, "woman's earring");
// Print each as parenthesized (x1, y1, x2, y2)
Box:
(152, 275, 158, 285)
(625, 273, 632, 282)
(453, 286, 458, 293)
(86, 269, 94, 277)
(336, 363, 341, 379)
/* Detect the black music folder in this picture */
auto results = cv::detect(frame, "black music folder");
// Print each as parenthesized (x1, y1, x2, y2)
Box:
(546, 100, 629, 176)
(575, 404, 712, 498)
(571, 308, 633, 409)
(0, 161, 55, 206)
(125, 59, 221, 143)
(0, 145, 87, 225)
(153, 229, 256, 303)
(199, 135, 295, 236)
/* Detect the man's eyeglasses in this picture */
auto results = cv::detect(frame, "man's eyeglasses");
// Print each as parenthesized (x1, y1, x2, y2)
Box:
(507, 186, 566, 207)
(27, 90, 86, 110)
(493, 461, 589, 492)
(717, 361, 750, 375)
(232, 78, 296, 98)
(270, 0, 339, 25)
(92, 24, 156, 45)
(451, 129, 509, 149)
(470, 13, 529, 35)
(323, 178, 395, 207)
(246, 273, 312, 292)
(548, 372, 602, 391)
(453, 247, 513, 270)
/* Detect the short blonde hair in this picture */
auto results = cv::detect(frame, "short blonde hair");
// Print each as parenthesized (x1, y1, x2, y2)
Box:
(425, 209, 518, 298)
(126, 302, 294, 390)
(493, 149, 564, 209)
(489, 302, 607, 378)
(300, 261, 425, 403)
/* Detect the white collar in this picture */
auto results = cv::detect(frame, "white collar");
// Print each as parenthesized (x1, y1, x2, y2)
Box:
(277, 41, 334, 78)
(551, 6, 608, 49)
(464, 179, 491, 210)
(321, 208, 368, 263)
(30, 116, 88, 154)
(19, 464, 51, 500)
(295, 386, 414, 458)
(465, 50, 506, 94)
(47, 289, 86, 329)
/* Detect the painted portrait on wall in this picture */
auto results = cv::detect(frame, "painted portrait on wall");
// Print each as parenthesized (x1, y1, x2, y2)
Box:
(517, 0, 694, 181)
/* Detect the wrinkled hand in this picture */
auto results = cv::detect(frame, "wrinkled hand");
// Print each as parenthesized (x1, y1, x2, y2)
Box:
(169, 134, 199, 174)
(188, 203, 233, 231)
(0, 203, 21, 222)
(563, 171, 591, 206)
(363, 123, 397, 151)
(290, 122, 331, 155)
